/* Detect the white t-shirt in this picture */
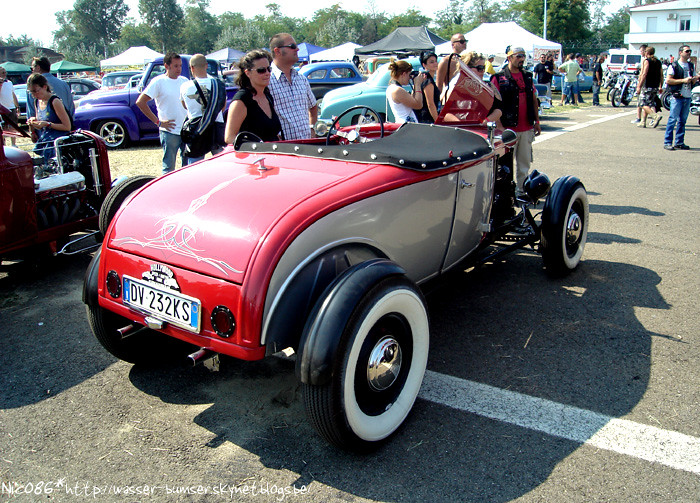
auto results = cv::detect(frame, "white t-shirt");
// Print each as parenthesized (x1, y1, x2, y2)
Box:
(0, 81, 15, 110)
(386, 84, 417, 124)
(666, 61, 693, 98)
(143, 74, 189, 134)
(180, 77, 224, 123)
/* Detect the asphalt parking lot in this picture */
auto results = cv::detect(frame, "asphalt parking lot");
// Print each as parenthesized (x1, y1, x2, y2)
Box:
(1, 105, 698, 502)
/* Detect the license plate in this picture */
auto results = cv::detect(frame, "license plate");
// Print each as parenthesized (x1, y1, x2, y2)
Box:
(122, 275, 201, 333)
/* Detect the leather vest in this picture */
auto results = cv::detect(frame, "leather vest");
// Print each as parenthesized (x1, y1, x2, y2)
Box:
(666, 61, 694, 94)
(493, 67, 536, 128)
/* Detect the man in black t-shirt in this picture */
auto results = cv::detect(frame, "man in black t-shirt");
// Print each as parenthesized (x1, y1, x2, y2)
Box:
(533, 53, 554, 98)
(592, 54, 605, 106)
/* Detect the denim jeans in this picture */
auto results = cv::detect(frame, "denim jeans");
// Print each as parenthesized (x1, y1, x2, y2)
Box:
(563, 81, 575, 103)
(575, 80, 584, 102)
(592, 83, 601, 105)
(159, 130, 185, 174)
(664, 96, 691, 146)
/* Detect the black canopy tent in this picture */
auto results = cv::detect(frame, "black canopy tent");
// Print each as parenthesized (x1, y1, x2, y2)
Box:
(354, 26, 447, 56)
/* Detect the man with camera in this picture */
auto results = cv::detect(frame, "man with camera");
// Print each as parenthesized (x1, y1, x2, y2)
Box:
(663, 45, 697, 150)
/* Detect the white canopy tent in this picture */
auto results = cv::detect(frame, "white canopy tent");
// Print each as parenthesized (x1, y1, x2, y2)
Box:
(309, 42, 362, 62)
(101, 46, 163, 70)
(436, 22, 562, 63)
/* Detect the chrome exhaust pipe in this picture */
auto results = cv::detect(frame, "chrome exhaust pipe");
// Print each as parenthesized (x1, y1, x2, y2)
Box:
(117, 324, 148, 340)
(188, 348, 219, 369)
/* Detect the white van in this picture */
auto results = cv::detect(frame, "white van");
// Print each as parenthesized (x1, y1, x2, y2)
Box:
(605, 49, 643, 73)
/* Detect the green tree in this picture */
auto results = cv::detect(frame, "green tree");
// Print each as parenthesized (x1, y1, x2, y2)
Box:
(61, 43, 104, 68)
(115, 20, 154, 53)
(218, 11, 246, 31)
(305, 6, 363, 47)
(181, 0, 222, 54)
(387, 9, 432, 31)
(465, 0, 509, 28)
(434, 0, 469, 38)
(597, 7, 629, 47)
(71, 0, 129, 56)
(0, 35, 42, 47)
(216, 24, 268, 52)
(357, 6, 389, 45)
(516, 0, 591, 45)
(139, 0, 185, 52)
(53, 10, 93, 56)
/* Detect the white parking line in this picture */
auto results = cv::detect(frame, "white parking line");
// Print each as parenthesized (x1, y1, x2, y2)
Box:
(420, 370, 700, 475)
(536, 110, 636, 143)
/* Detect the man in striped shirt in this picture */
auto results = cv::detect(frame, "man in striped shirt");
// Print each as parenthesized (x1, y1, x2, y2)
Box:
(268, 33, 318, 140)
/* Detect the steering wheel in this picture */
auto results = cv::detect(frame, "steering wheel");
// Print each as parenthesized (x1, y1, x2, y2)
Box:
(233, 131, 264, 150)
(326, 105, 384, 145)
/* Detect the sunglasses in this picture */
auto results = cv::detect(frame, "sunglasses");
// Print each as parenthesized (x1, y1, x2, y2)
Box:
(253, 66, 272, 74)
(279, 43, 297, 50)
(683, 49, 692, 53)
(452, 39, 466, 44)
(470, 65, 486, 71)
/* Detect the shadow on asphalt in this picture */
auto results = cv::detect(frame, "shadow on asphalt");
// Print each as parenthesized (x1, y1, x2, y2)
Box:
(587, 232, 642, 245)
(120, 255, 668, 502)
(589, 203, 665, 217)
(0, 253, 118, 409)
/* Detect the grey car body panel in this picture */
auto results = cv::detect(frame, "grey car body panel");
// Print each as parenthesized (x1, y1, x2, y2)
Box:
(261, 159, 494, 345)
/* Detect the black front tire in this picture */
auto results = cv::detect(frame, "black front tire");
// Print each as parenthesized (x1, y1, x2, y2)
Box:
(99, 175, 154, 236)
(541, 179, 589, 275)
(610, 89, 621, 107)
(302, 276, 429, 451)
(661, 90, 672, 111)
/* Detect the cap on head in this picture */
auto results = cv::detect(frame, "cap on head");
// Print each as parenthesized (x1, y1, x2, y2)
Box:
(507, 47, 526, 58)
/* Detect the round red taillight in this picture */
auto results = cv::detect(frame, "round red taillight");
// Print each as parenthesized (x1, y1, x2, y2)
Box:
(211, 306, 235, 338)
(106, 270, 121, 298)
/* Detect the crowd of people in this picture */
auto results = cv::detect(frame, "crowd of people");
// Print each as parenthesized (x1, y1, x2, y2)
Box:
(629, 43, 697, 150)
(135, 32, 318, 174)
(2, 32, 695, 168)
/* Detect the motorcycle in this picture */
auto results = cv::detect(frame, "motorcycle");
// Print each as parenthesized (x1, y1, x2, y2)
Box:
(690, 83, 700, 125)
(602, 68, 618, 89)
(610, 71, 638, 107)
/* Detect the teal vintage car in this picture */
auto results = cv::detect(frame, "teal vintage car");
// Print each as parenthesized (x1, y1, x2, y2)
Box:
(318, 58, 423, 126)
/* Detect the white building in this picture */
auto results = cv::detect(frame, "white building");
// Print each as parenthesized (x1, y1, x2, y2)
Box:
(624, 0, 699, 62)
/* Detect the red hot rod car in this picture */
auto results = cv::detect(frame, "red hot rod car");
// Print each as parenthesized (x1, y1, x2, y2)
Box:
(0, 106, 116, 262)
(84, 63, 589, 451)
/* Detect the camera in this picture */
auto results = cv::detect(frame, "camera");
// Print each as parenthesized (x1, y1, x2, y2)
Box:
(409, 70, 419, 80)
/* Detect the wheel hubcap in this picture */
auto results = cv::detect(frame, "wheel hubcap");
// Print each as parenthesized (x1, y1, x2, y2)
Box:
(566, 211, 582, 247)
(102, 124, 123, 145)
(367, 336, 402, 392)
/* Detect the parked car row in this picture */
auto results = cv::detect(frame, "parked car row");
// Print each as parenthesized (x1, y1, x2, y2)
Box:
(299, 61, 364, 101)
(100, 71, 142, 90)
(549, 72, 594, 93)
(319, 58, 424, 124)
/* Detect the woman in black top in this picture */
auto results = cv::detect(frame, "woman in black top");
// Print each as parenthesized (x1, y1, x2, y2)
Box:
(225, 50, 282, 144)
(636, 46, 665, 128)
(417, 51, 440, 123)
